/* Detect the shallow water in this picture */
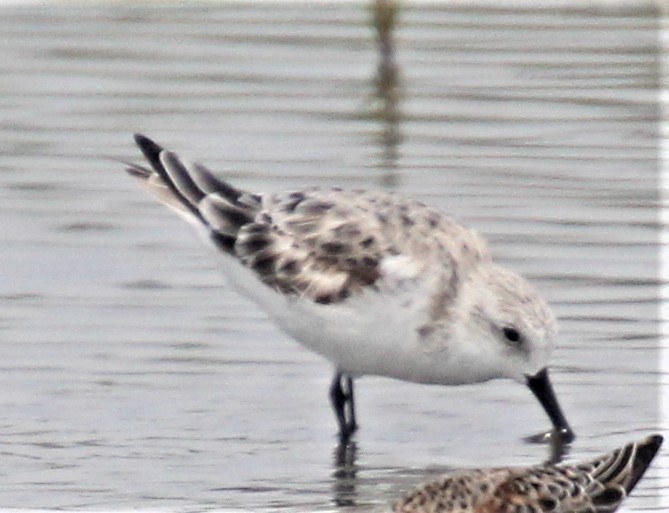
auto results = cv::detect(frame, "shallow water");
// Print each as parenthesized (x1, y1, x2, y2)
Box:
(0, 2, 665, 512)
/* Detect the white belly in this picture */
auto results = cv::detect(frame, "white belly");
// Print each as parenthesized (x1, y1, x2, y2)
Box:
(217, 254, 482, 386)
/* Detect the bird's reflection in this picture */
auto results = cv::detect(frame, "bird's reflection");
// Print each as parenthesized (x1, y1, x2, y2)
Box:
(332, 440, 358, 507)
(525, 428, 573, 464)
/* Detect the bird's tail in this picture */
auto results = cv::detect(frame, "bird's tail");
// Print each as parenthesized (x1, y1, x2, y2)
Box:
(586, 434, 663, 512)
(125, 133, 262, 254)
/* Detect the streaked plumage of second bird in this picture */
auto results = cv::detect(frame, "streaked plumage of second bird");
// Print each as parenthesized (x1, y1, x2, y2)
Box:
(125, 134, 574, 444)
(394, 434, 662, 513)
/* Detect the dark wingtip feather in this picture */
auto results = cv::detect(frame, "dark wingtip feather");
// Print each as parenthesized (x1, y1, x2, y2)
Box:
(626, 434, 663, 494)
(133, 133, 165, 169)
(133, 133, 160, 151)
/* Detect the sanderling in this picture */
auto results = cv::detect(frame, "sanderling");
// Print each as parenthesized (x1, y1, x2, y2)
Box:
(394, 434, 663, 513)
(125, 134, 574, 444)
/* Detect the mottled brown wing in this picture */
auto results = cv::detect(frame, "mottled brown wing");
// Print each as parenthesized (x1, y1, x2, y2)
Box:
(235, 188, 483, 304)
(393, 436, 662, 513)
(394, 469, 511, 513)
(479, 434, 663, 513)
(129, 133, 487, 306)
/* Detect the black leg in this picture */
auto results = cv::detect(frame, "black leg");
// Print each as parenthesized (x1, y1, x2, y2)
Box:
(329, 371, 357, 442)
(344, 375, 357, 433)
(330, 371, 348, 436)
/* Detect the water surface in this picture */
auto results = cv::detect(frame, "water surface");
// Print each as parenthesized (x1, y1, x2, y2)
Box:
(0, 2, 664, 512)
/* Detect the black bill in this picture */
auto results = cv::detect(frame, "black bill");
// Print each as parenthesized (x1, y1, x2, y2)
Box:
(526, 367, 575, 443)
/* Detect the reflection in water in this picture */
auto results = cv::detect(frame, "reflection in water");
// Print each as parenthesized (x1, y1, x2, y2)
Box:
(331, 430, 572, 508)
(525, 429, 572, 464)
(332, 441, 359, 507)
(546, 431, 571, 465)
(370, 0, 402, 188)
(523, 424, 573, 464)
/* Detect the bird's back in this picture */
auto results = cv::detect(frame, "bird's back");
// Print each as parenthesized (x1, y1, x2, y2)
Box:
(127, 134, 488, 307)
(394, 434, 663, 513)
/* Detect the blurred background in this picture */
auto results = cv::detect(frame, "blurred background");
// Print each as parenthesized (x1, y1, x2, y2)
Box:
(0, 1, 666, 511)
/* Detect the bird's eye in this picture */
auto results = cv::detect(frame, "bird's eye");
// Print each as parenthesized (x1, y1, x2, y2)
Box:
(502, 326, 522, 345)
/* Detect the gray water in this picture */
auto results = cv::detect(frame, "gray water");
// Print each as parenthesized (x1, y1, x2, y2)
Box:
(0, 2, 665, 512)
